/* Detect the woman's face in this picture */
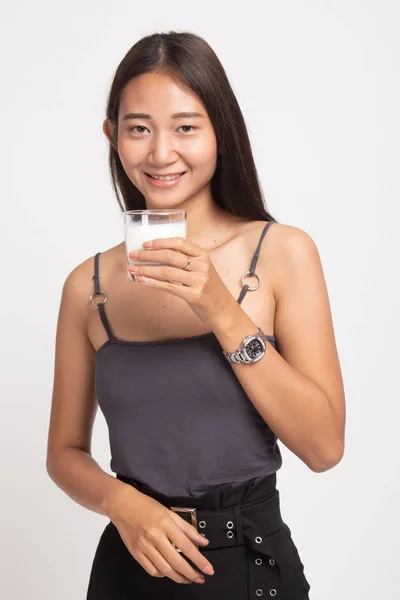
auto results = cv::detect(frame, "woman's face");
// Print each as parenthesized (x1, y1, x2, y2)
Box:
(105, 71, 218, 207)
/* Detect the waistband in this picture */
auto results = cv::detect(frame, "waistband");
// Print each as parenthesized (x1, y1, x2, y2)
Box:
(117, 472, 280, 550)
(115, 472, 309, 597)
(116, 472, 278, 509)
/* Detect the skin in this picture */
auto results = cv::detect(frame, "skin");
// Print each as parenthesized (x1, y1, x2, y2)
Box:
(46, 70, 346, 587)
(103, 70, 240, 248)
(88, 70, 271, 352)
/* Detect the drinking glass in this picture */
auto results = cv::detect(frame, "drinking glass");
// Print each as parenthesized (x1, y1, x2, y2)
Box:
(124, 209, 187, 280)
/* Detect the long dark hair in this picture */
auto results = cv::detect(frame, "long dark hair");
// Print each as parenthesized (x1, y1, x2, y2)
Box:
(104, 31, 277, 223)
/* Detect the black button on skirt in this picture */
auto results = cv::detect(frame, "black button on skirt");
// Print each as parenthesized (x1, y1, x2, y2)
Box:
(86, 472, 311, 599)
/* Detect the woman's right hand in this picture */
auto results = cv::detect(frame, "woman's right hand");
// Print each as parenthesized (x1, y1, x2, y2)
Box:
(105, 484, 215, 585)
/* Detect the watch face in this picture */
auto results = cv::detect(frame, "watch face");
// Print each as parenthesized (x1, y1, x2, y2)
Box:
(245, 337, 265, 359)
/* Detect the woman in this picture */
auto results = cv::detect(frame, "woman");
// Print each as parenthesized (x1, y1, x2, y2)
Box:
(46, 31, 345, 599)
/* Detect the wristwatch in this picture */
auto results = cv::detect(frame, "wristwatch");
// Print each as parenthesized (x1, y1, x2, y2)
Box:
(223, 327, 267, 364)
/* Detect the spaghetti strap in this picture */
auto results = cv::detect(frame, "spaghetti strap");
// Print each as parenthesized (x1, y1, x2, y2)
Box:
(237, 220, 277, 305)
(90, 252, 115, 340)
(90, 222, 276, 340)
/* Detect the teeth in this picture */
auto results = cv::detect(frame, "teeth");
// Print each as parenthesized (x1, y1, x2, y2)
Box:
(150, 173, 183, 181)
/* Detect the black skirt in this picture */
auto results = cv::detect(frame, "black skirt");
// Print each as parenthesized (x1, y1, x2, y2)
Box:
(86, 472, 311, 599)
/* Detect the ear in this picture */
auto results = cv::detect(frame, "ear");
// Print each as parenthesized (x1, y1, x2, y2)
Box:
(103, 118, 118, 152)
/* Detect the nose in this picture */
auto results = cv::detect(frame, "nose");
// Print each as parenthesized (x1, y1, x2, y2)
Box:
(148, 131, 178, 165)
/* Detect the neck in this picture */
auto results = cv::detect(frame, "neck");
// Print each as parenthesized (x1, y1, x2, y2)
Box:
(144, 186, 241, 249)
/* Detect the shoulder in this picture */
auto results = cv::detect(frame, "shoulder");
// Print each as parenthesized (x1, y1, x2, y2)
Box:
(62, 253, 95, 297)
(252, 221, 321, 300)
(60, 243, 123, 323)
(58, 252, 100, 330)
(253, 219, 317, 256)
(247, 221, 320, 300)
(62, 242, 122, 295)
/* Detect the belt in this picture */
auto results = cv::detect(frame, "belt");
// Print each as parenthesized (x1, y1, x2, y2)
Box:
(116, 475, 310, 599)
(172, 490, 310, 599)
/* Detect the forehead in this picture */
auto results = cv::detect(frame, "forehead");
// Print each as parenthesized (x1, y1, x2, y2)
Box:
(119, 71, 206, 118)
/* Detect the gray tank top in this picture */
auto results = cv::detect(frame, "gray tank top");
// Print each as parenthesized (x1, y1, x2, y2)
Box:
(93, 220, 282, 497)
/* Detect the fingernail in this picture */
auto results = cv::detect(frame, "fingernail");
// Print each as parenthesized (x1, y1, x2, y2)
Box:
(195, 577, 205, 584)
(130, 251, 138, 257)
(203, 565, 214, 575)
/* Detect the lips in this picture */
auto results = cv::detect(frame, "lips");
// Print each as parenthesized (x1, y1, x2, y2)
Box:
(146, 172, 186, 179)
(144, 171, 187, 187)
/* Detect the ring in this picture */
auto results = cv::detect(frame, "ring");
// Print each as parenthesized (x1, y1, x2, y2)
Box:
(183, 255, 191, 271)
(88, 290, 108, 308)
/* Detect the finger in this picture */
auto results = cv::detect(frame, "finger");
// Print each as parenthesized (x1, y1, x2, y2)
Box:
(128, 264, 194, 285)
(130, 248, 186, 267)
(157, 533, 212, 581)
(142, 236, 204, 258)
(144, 544, 197, 584)
(168, 510, 210, 548)
(129, 273, 197, 302)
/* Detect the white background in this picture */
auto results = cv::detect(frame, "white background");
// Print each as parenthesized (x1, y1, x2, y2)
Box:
(1, 1, 399, 598)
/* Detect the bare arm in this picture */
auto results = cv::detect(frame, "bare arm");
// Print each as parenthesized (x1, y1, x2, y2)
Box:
(209, 224, 346, 472)
(46, 262, 215, 584)
(46, 261, 133, 517)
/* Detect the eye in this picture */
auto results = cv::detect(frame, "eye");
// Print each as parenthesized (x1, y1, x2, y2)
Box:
(128, 125, 149, 133)
(177, 125, 196, 133)
(128, 125, 197, 134)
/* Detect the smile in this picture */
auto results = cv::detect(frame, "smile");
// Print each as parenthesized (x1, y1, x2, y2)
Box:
(145, 172, 186, 187)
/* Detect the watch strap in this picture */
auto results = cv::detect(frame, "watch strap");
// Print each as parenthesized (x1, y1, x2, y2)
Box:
(223, 327, 266, 364)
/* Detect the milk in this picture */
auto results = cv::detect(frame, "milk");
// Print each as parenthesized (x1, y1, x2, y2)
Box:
(126, 218, 187, 267)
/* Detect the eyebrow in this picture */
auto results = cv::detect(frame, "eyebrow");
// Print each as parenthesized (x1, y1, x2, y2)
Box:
(122, 111, 205, 121)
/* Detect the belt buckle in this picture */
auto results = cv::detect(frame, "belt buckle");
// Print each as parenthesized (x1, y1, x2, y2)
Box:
(170, 506, 198, 552)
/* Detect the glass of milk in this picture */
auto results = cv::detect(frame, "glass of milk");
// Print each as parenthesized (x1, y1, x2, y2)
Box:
(124, 209, 187, 280)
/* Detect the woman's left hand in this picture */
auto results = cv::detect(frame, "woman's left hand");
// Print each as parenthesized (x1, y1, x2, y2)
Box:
(127, 236, 234, 326)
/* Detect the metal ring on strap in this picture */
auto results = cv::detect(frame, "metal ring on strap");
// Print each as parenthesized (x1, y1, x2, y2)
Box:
(241, 271, 262, 291)
(88, 290, 108, 308)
